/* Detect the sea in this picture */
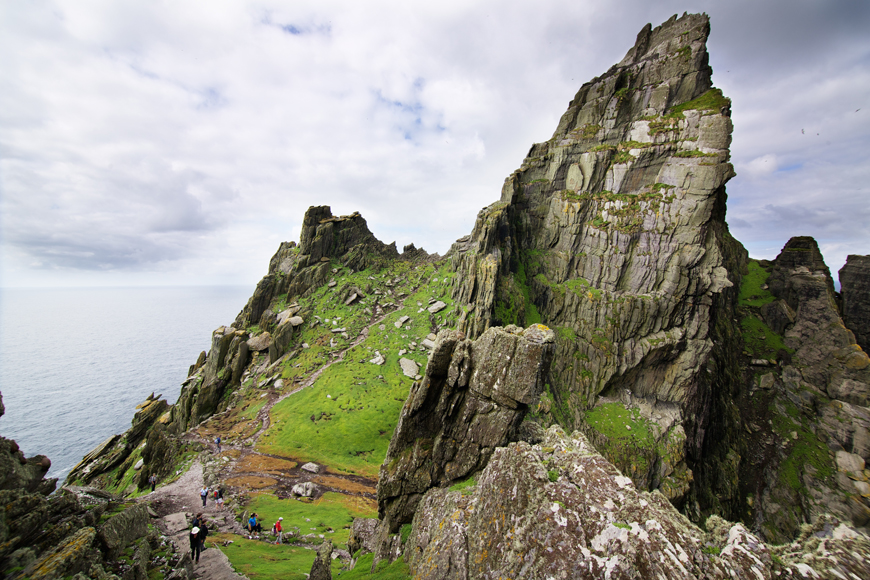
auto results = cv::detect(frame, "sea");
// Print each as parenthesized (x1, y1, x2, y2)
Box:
(0, 285, 253, 484)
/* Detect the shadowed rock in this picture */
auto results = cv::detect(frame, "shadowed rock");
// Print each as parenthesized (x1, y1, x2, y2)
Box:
(840, 254, 870, 354)
(377, 324, 555, 534)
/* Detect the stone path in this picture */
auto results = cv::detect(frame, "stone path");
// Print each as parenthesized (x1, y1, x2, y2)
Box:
(141, 290, 426, 578)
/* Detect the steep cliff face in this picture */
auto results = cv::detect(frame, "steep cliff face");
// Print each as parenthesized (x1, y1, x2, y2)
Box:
(840, 254, 870, 354)
(376, 324, 555, 535)
(734, 237, 870, 542)
(449, 12, 744, 516)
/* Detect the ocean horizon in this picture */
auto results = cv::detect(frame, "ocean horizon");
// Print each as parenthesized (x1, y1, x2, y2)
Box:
(0, 285, 254, 483)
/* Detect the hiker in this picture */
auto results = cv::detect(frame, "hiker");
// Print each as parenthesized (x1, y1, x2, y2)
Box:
(199, 518, 209, 551)
(190, 527, 201, 564)
(200, 486, 208, 507)
(216, 487, 225, 509)
(193, 513, 203, 529)
(275, 517, 284, 544)
(213, 488, 219, 503)
(247, 513, 262, 537)
(215, 435, 221, 452)
(148, 473, 157, 492)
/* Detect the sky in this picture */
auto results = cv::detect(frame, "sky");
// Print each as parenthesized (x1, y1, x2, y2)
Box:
(1, 0, 868, 289)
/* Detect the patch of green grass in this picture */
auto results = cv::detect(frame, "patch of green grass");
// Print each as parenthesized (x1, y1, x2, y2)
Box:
(244, 491, 375, 547)
(214, 533, 316, 580)
(449, 475, 477, 494)
(339, 554, 411, 579)
(590, 144, 616, 153)
(399, 523, 412, 544)
(547, 470, 559, 482)
(557, 327, 576, 342)
(668, 88, 730, 118)
(770, 400, 836, 494)
(612, 522, 631, 530)
(739, 260, 775, 307)
(585, 402, 658, 476)
(702, 545, 721, 555)
(258, 260, 457, 476)
(740, 315, 789, 359)
(673, 150, 718, 158)
(585, 403, 653, 443)
(613, 150, 635, 163)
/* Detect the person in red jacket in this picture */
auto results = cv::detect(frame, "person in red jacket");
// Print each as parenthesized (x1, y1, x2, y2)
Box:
(275, 517, 284, 544)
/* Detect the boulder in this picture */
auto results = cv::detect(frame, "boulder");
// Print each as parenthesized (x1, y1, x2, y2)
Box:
(398, 358, 419, 378)
(377, 324, 555, 534)
(427, 301, 447, 314)
(308, 539, 333, 580)
(292, 482, 317, 497)
(301, 462, 320, 474)
(97, 503, 150, 560)
(24, 526, 96, 580)
(247, 332, 273, 351)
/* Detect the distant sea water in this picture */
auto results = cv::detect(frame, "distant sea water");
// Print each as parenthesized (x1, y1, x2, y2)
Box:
(0, 285, 253, 484)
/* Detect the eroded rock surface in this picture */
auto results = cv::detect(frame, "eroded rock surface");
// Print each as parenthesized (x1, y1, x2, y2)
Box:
(403, 427, 870, 580)
(840, 254, 870, 354)
(448, 12, 744, 516)
(377, 324, 555, 533)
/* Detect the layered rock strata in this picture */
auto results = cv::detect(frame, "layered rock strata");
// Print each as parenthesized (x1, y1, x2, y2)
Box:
(735, 237, 870, 541)
(377, 324, 556, 533)
(840, 254, 870, 354)
(449, 12, 744, 516)
(0, 393, 173, 579)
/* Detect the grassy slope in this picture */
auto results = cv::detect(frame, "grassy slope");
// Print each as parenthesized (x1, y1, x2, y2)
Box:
(217, 258, 457, 579)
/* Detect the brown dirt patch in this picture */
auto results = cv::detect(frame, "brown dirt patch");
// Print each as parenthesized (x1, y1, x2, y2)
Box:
(235, 455, 297, 476)
(220, 449, 242, 459)
(313, 475, 376, 495)
(225, 475, 278, 489)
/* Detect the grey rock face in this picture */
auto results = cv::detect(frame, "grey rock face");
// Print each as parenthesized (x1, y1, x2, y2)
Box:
(308, 539, 333, 580)
(404, 426, 870, 580)
(840, 254, 870, 354)
(448, 12, 742, 511)
(377, 324, 555, 533)
(744, 237, 870, 538)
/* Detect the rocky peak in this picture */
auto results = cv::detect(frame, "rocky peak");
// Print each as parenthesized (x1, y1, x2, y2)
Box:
(448, 12, 742, 516)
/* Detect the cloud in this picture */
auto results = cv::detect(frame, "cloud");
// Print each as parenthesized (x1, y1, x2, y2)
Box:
(1, 0, 869, 286)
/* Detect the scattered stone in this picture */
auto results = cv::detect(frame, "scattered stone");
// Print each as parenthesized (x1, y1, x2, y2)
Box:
(330, 327, 347, 333)
(394, 315, 410, 329)
(399, 358, 419, 378)
(289, 316, 304, 327)
(369, 352, 385, 365)
(427, 301, 447, 314)
(292, 482, 317, 497)
(247, 332, 273, 351)
(275, 379, 284, 389)
(421, 339, 436, 350)
(328, 280, 337, 288)
(301, 462, 320, 474)
(345, 293, 359, 305)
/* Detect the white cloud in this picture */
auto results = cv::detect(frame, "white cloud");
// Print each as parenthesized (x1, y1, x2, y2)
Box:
(1, 0, 869, 287)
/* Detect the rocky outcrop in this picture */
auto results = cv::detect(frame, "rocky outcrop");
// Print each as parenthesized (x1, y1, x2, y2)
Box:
(234, 206, 403, 331)
(448, 12, 744, 518)
(840, 254, 870, 354)
(0, 393, 176, 579)
(308, 539, 333, 580)
(402, 426, 870, 580)
(734, 238, 870, 541)
(376, 324, 556, 534)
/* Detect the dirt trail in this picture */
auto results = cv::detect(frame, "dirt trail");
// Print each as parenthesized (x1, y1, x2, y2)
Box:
(143, 296, 419, 579)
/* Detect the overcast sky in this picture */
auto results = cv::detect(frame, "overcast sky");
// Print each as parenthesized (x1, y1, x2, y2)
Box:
(1, 0, 868, 288)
